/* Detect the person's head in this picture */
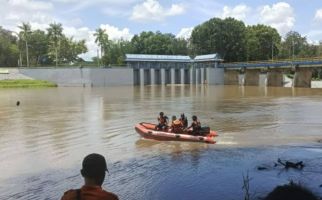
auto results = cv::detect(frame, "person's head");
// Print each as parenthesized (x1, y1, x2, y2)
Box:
(264, 183, 318, 200)
(80, 153, 108, 186)
(192, 115, 197, 121)
(159, 112, 164, 116)
(180, 113, 185, 119)
(172, 115, 177, 121)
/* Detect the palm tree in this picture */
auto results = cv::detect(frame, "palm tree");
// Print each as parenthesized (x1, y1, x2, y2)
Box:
(94, 28, 109, 65)
(18, 22, 31, 67)
(47, 22, 63, 66)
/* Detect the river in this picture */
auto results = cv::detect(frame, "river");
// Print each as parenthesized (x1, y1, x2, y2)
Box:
(1, 85, 322, 200)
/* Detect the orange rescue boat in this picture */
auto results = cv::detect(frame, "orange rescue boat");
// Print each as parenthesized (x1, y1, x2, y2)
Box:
(135, 122, 218, 144)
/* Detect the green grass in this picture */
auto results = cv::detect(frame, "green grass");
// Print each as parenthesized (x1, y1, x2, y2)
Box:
(0, 79, 57, 88)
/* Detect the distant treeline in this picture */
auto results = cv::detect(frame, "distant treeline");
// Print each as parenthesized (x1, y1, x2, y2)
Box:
(0, 23, 87, 67)
(1, 17, 322, 67)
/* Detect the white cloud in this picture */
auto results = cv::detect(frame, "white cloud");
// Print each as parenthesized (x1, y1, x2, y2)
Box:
(9, 0, 53, 11)
(99, 24, 133, 41)
(176, 27, 193, 39)
(259, 2, 295, 35)
(315, 9, 322, 22)
(130, 0, 185, 22)
(222, 4, 251, 20)
(62, 24, 134, 61)
(306, 30, 322, 44)
(60, 0, 139, 13)
(0, 0, 55, 32)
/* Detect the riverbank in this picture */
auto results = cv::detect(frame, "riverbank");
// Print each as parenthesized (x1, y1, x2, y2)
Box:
(0, 79, 57, 88)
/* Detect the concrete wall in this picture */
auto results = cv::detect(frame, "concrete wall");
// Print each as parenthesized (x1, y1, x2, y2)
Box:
(90, 68, 133, 86)
(19, 67, 133, 87)
(18, 67, 225, 86)
(207, 68, 224, 85)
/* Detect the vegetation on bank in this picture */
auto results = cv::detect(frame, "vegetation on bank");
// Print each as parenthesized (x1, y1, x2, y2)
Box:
(2, 18, 322, 69)
(0, 79, 57, 88)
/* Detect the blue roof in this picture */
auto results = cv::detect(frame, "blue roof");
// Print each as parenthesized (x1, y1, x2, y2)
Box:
(194, 54, 222, 62)
(125, 53, 223, 63)
(126, 54, 191, 62)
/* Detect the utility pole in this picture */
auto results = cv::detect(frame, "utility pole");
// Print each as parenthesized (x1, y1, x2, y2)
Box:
(97, 49, 100, 67)
(292, 37, 295, 62)
(271, 40, 274, 62)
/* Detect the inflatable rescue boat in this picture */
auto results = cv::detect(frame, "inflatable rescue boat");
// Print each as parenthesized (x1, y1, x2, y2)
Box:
(135, 122, 217, 144)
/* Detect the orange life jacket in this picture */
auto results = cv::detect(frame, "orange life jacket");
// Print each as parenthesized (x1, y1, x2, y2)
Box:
(172, 119, 183, 133)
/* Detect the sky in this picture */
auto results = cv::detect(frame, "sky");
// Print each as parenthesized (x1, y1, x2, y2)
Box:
(1, 0, 322, 60)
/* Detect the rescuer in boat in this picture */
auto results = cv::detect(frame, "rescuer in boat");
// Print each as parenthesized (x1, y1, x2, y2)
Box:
(170, 115, 183, 133)
(156, 112, 168, 130)
(186, 115, 201, 135)
(179, 113, 188, 128)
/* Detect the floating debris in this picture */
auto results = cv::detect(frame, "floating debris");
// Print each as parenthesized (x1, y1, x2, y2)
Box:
(276, 158, 304, 170)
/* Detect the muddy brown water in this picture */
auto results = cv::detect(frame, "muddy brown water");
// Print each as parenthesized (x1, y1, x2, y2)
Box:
(1, 85, 322, 200)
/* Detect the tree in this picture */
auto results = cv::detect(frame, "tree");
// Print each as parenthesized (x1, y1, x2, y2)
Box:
(279, 31, 308, 59)
(0, 27, 19, 67)
(59, 36, 87, 63)
(190, 17, 247, 62)
(28, 30, 49, 65)
(18, 22, 31, 67)
(130, 31, 188, 55)
(94, 28, 109, 65)
(47, 22, 63, 66)
(245, 25, 281, 61)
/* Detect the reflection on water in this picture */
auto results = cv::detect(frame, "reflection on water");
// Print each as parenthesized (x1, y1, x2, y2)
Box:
(1, 85, 322, 199)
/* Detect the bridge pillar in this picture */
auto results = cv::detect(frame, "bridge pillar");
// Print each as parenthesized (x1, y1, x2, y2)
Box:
(140, 68, 144, 85)
(190, 67, 196, 84)
(224, 69, 239, 85)
(161, 68, 165, 84)
(244, 69, 260, 86)
(293, 67, 312, 88)
(180, 68, 185, 84)
(150, 68, 155, 85)
(267, 68, 284, 87)
(171, 68, 175, 84)
(201, 68, 205, 84)
(196, 68, 202, 84)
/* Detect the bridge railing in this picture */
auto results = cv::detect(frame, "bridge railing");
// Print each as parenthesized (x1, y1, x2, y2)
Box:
(220, 57, 322, 68)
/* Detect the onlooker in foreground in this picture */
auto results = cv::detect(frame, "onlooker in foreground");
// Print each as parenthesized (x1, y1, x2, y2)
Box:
(264, 182, 318, 200)
(61, 153, 119, 200)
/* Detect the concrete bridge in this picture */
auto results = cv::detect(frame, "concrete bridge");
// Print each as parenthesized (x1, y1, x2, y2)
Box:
(220, 57, 322, 88)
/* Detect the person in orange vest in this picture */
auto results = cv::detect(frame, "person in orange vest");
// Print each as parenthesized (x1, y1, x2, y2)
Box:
(61, 153, 119, 200)
(170, 116, 183, 133)
(156, 112, 168, 130)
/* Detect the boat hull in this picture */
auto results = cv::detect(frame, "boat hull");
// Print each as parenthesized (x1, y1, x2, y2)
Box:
(135, 122, 217, 144)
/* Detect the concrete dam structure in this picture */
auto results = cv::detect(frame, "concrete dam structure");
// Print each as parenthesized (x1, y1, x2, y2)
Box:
(10, 54, 224, 87)
(125, 54, 224, 85)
